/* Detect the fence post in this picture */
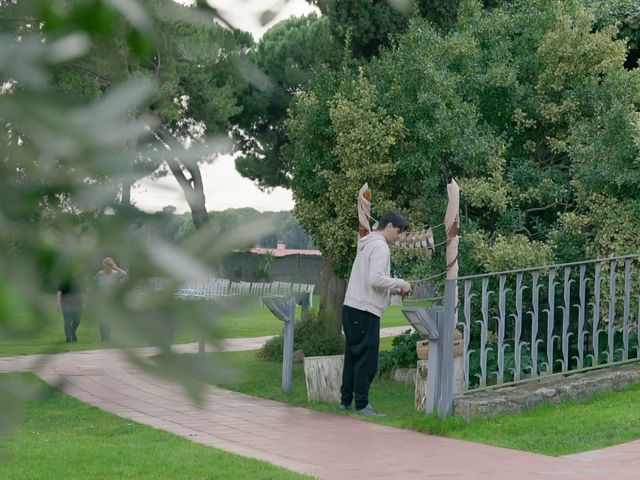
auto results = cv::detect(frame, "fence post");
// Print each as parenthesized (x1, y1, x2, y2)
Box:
(439, 179, 460, 420)
(262, 296, 297, 394)
(425, 307, 443, 413)
(438, 279, 457, 419)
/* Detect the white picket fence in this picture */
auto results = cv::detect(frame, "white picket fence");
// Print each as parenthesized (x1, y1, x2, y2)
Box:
(148, 277, 315, 307)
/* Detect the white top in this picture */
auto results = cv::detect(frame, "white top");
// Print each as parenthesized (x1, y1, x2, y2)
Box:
(95, 270, 127, 295)
(343, 232, 409, 317)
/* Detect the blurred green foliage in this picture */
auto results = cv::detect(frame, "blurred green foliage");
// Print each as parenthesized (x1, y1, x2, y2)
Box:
(0, 0, 276, 434)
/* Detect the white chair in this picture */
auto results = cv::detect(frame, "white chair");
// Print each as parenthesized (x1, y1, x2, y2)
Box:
(305, 284, 315, 307)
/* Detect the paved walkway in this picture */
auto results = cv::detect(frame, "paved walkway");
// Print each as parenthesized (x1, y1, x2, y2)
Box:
(1, 332, 638, 479)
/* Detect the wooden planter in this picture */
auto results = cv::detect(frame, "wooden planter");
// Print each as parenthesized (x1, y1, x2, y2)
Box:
(416, 329, 464, 359)
(414, 330, 465, 411)
(416, 340, 429, 359)
(303, 355, 344, 403)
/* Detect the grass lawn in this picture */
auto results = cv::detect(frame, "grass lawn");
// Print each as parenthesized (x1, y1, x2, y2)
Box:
(0, 308, 202, 358)
(212, 348, 640, 457)
(380, 304, 419, 329)
(0, 298, 413, 357)
(0, 373, 313, 480)
(0, 309, 114, 358)
(206, 302, 413, 338)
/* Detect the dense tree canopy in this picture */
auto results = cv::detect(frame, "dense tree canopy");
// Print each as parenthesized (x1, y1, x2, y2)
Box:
(287, 0, 640, 282)
(307, 0, 506, 58)
(589, 0, 640, 68)
(239, 0, 638, 204)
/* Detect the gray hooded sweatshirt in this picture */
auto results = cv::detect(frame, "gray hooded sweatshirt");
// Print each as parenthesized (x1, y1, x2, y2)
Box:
(343, 232, 409, 317)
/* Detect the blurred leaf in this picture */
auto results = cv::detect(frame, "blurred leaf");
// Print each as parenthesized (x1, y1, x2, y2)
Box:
(0, 36, 49, 90)
(147, 239, 213, 281)
(47, 33, 91, 63)
(106, 0, 153, 32)
(387, 0, 413, 15)
(259, 8, 278, 26)
(0, 0, 293, 435)
(126, 27, 156, 58)
(233, 57, 274, 92)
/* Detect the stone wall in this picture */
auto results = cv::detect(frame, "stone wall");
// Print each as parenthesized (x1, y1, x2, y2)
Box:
(454, 362, 640, 421)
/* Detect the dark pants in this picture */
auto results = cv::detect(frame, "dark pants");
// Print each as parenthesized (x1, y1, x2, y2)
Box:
(340, 305, 380, 410)
(99, 323, 111, 342)
(61, 294, 81, 342)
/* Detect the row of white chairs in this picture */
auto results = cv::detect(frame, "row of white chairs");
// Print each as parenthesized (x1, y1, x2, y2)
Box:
(148, 277, 315, 307)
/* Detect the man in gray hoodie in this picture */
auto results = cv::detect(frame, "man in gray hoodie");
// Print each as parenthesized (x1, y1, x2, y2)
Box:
(340, 211, 411, 416)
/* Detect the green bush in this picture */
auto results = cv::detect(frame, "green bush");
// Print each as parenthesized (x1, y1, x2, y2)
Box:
(258, 310, 344, 361)
(378, 329, 426, 374)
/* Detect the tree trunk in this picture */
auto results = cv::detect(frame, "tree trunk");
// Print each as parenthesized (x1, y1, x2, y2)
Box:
(190, 203, 210, 228)
(165, 155, 210, 229)
(318, 261, 346, 334)
(158, 127, 210, 230)
(156, 126, 211, 230)
(120, 126, 138, 209)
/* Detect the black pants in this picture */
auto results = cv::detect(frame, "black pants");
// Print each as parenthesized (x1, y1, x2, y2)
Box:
(61, 294, 81, 342)
(99, 323, 111, 342)
(340, 305, 380, 410)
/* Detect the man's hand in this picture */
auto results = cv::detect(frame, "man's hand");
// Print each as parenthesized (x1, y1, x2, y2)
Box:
(399, 281, 411, 298)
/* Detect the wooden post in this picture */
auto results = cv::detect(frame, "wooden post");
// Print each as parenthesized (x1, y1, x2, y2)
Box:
(426, 308, 443, 413)
(358, 183, 372, 238)
(282, 306, 295, 394)
(439, 179, 460, 419)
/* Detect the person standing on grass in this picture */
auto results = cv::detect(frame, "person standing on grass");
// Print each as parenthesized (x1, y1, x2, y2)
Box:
(57, 265, 83, 343)
(95, 257, 127, 342)
(340, 210, 412, 417)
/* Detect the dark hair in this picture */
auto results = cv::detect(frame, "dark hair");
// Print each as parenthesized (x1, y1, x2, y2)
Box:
(376, 210, 408, 232)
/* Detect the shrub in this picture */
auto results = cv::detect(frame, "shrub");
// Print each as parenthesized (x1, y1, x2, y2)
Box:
(378, 329, 426, 374)
(258, 310, 345, 361)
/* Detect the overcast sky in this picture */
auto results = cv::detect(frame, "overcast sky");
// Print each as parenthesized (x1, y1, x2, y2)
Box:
(131, 0, 317, 214)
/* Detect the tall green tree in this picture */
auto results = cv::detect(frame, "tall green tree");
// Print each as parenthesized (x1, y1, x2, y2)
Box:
(233, 13, 340, 189)
(130, 0, 254, 228)
(46, 0, 253, 228)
